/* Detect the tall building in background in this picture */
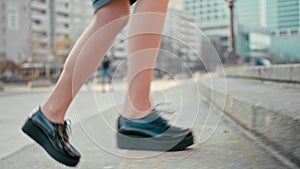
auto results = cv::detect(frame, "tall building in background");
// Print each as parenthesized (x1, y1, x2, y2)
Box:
(0, 0, 94, 63)
(266, 0, 300, 34)
(31, 0, 71, 61)
(183, 0, 229, 64)
(266, 0, 300, 62)
(235, 0, 266, 28)
(158, 9, 203, 74)
(0, 0, 31, 62)
(235, 0, 271, 61)
(184, 0, 228, 36)
(235, 0, 300, 34)
(69, 0, 93, 42)
(30, 0, 50, 61)
(183, 0, 300, 63)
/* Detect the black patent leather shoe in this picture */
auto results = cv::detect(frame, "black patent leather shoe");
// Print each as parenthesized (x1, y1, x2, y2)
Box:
(117, 109, 194, 151)
(21, 107, 80, 167)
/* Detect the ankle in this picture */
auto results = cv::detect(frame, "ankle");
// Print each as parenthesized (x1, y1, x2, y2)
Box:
(122, 101, 153, 119)
(40, 106, 65, 124)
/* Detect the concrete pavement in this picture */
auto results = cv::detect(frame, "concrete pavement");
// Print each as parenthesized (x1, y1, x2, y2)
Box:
(0, 80, 180, 159)
(0, 79, 296, 168)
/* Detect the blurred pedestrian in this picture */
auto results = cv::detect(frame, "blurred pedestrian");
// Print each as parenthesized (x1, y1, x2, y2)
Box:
(101, 56, 113, 92)
(255, 58, 272, 66)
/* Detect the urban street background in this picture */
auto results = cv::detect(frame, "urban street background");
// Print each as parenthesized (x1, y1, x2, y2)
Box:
(0, 0, 300, 168)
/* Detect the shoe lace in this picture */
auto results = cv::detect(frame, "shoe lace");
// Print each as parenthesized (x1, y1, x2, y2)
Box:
(152, 102, 174, 115)
(58, 120, 72, 141)
(152, 102, 174, 125)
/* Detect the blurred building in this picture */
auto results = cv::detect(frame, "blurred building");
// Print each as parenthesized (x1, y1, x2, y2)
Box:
(235, 0, 300, 35)
(183, 0, 228, 64)
(31, 0, 72, 61)
(184, 0, 228, 36)
(236, 0, 300, 63)
(266, 0, 300, 33)
(158, 9, 203, 75)
(183, 0, 300, 63)
(0, 0, 31, 62)
(0, 0, 95, 80)
(0, 0, 94, 64)
(69, 0, 93, 42)
(266, 0, 300, 63)
(30, 0, 49, 61)
(168, 0, 184, 10)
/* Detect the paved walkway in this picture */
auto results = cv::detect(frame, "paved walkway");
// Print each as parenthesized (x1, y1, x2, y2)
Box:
(0, 79, 294, 168)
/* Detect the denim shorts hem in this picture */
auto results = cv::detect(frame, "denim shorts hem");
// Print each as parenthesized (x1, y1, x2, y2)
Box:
(92, 0, 112, 14)
(92, 0, 137, 14)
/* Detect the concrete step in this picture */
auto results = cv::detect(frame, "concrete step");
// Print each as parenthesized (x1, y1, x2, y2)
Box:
(198, 76, 300, 166)
(225, 64, 300, 83)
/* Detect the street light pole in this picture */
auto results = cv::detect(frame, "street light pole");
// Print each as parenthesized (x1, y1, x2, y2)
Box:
(225, 0, 239, 64)
(228, 0, 235, 54)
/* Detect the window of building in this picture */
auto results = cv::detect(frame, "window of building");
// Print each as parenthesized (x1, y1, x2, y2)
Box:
(1, 3, 5, 10)
(0, 52, 7, 58)
(34, 20, 41, 24)
(7, 3, 19, 30)
(291, 30, 298, 34)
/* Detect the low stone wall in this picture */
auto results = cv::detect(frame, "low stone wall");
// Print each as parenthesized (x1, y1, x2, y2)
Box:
(225, 64, 300, 83)
(199, 77, 300, 166)
(28, 80, 52, 88)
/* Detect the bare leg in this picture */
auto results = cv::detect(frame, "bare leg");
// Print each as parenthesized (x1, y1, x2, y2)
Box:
(42, 0, 130, 123)
(122, 0, 169, 119)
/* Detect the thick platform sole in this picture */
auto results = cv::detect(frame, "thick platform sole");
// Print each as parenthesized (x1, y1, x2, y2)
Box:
(117, 132, 194, 151)
(21, 118, 80, 167)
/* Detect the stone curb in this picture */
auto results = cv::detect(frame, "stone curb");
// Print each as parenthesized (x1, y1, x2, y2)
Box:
(225, 64, 300, 83)
(198, 78, 300, 166)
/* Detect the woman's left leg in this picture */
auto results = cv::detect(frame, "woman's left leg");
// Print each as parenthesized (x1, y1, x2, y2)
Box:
(122, 0, 170, 119)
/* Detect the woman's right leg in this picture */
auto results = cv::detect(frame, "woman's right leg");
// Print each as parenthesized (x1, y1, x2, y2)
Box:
(41, 0, 130, 124)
